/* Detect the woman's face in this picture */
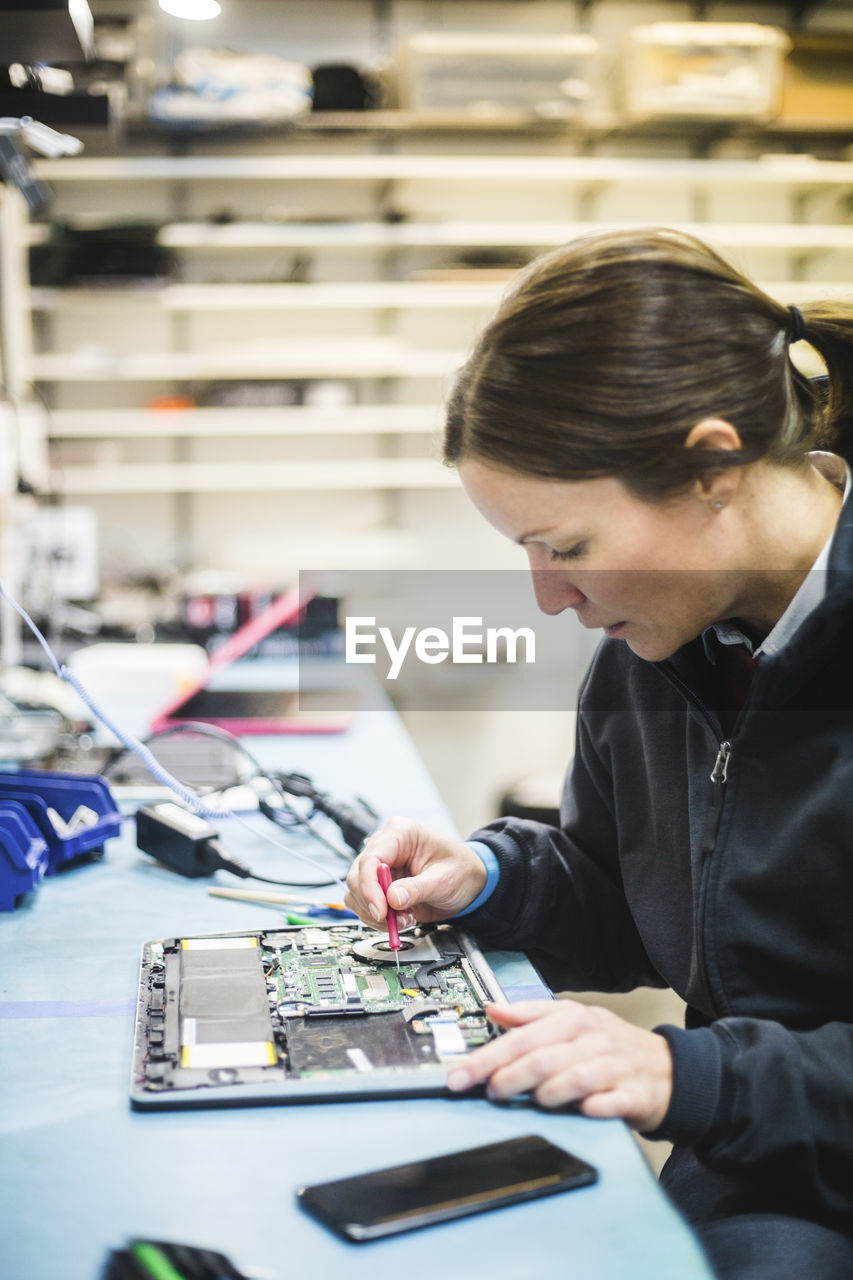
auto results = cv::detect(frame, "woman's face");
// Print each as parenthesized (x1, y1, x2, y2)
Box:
(459, 457, 745, 662)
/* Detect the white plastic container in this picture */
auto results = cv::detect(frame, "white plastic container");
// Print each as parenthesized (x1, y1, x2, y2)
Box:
(623, 23, 791, 122)
(396, 32, 598, 118)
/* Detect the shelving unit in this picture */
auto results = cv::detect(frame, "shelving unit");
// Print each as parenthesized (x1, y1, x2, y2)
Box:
(47, 457, 458, 495)
(47, 403, 440, 437)
(27, 151, 853, 184)
(1, 125, 851, 576)
(28, 344, 457, 383)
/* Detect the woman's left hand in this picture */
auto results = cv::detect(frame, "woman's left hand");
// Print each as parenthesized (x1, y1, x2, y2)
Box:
(447, 999, 673, 1133)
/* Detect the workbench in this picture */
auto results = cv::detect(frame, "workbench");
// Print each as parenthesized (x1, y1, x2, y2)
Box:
(0, 703, 712, 1280)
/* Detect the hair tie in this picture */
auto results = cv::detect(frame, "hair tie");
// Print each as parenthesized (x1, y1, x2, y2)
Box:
(788, 305, 806, 343)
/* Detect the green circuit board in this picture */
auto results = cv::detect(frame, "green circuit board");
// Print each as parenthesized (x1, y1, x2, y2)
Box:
(268, 924, 488, 1019)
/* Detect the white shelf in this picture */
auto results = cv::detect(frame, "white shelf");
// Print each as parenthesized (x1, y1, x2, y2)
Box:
(29, 281, 506, 311)
(32, 153, 853, 186)
(48, 404, 442, 438)
(157, 220, 853, 254)
(49, 457, 458, 494)
(32, 343, 460, 382)
(26, 216, 853, 257)
(29, 271, 853, 318)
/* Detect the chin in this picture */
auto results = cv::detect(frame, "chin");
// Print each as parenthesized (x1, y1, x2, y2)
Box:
(625, 634, 679, 663)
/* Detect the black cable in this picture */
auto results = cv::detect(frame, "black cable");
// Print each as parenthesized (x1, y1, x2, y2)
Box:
(244, 869, 341, 888)
(102, 719, 261, 787)
(268, 770, 378, 852)
(107, 720, 358, 860)
(257, 794, 352, 863)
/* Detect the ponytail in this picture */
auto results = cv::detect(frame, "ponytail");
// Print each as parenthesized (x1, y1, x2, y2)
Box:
(794, 302, 853, 463)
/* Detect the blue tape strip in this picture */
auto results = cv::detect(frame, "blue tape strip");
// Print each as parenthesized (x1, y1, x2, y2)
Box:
(0, 999, 135, 1019)
(502, 984, 554, 1002)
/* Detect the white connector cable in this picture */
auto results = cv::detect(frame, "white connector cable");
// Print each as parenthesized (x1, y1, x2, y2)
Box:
(0, 115, 83, 158)
(0, 115, 83, 210)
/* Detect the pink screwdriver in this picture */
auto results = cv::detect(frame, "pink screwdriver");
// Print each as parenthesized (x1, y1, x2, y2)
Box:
(377, 862, 401, 971)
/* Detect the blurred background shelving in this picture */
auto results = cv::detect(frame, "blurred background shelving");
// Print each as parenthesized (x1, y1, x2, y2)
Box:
(1, 0, 853, 849)
(5, 140, 853, 574)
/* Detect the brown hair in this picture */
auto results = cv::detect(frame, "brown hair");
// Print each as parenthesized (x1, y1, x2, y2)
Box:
(443, 227, 853, 499)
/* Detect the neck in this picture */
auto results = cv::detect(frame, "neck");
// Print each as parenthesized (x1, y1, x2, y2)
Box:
(732, 459, 844, 637)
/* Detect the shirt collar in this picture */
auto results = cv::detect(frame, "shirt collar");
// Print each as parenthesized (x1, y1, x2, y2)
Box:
(704, 452, 851, 661)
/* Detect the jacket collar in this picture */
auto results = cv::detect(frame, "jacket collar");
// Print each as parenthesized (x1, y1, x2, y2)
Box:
(828, 483, 853, 590)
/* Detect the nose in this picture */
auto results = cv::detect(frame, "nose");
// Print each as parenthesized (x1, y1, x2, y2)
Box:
(526, 551, 587, 616)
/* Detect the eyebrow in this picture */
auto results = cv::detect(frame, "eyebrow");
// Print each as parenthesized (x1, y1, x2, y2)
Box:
(516, 528, 553, 544)
(517, 527, 583, 546)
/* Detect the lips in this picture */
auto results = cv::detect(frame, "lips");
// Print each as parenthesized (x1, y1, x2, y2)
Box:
(574, 609, 628, 636)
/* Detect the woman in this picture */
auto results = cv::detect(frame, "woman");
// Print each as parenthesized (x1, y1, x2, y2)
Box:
(345, 228, 853, 1278)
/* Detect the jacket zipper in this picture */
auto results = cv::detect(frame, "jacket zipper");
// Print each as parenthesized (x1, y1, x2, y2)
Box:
(702, 740, 731, 856)
(654, 660, 739, 1016)
(695, 739, 731, 1013)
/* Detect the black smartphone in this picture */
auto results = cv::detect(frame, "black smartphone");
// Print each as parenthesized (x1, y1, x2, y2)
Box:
(295, 1134, 598, 1242)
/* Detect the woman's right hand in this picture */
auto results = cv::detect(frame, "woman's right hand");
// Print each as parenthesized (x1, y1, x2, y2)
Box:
(344, 817, 488, 929)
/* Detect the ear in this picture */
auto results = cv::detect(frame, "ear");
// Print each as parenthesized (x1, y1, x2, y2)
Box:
(684, 417, 744, 510)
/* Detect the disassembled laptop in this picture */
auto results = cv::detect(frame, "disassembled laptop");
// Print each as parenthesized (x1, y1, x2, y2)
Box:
(131, 922, 506, 1108)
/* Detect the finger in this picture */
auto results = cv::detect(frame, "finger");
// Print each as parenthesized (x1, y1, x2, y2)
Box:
(541, 1040, 671, 1130)
(531, 1054, 622, 1110)
(579, 1089, 632, 1120)
(357, 819, 426, 919)
(485, 999, 585, 1029)
(344, 853, 385, 924)
(583, 1044, 672, 1131)
(343, 868, 372, 924)
(485, 1035, 616, 1103)
(580, 1087, 665, 1130)
(387, 860, 461, 913)
(351, 847, 402, 921)
(485, 1043, 586, 1103)
(361, 816, 419, 870)
(447, 1008, 588, 1092)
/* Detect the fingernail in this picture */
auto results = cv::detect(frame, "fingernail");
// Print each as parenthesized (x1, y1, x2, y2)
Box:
(368, 903, 380, 922)
(394, 886, 409, 908)
(398, 912, 415, 930)
(446, 1069, 470, 1092)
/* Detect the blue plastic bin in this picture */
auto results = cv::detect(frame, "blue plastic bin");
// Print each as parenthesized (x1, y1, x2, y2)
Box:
(0, 802, 50, 910)
(0, 769, 121, 873)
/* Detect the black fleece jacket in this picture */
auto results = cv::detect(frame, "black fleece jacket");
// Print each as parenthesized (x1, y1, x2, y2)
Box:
(464, 489, 853, 1227)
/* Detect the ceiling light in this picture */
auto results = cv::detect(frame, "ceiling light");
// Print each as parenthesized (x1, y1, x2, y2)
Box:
(158, 0, 222, 19)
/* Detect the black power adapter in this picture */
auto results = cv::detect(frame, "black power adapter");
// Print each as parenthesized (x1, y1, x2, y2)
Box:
(135, 802, 251, 880)
(134, 800, 342, 889)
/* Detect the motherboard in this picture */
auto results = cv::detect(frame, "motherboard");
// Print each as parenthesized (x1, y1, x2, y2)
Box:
(131, 922, 506, 1108)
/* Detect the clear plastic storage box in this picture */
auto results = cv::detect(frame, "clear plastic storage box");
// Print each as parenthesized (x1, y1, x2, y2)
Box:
(623, 23, 791, 122)
(396, 33, 598, 118)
